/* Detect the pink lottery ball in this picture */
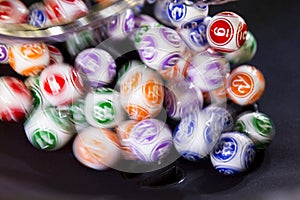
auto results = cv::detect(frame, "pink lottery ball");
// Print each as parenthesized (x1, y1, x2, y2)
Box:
(0, 77, 33, 122)
(207, 11, 248, 53)
(39, 63, 85, 106)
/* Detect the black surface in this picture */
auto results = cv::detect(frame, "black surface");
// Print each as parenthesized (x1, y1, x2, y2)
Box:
(1, 0, 300, 200)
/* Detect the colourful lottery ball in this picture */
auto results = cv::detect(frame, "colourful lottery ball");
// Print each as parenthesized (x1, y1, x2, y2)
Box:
(177, 16, 211, 53)
(235, 112, 275, 150)
(8, 43, 50, 76)
(39, 63, 85, 106)
(116, 120, 139, 160)
(202, 105, 234, 133)
(157, 54, 191, 82)
(0, 0, 29, 24)
(173, 110, 223, 161)
(75, 48, 117, 88)
(154, 0, 173, 27)
(72, 126, 122, 170)
(106, 9, 135, 40)
(0, 77, 33, 122)
(24, 76, 50, 109)
(44, 0, 88, 24)
(207, 11, 248, 53)
(186, 50, 230, 91)
(0, 43, 9, 64)
(167, 2, 209, 29)
(28, 3, 50, 28)
(164, 81, 203, 120)
(135, 26, 186, 71)
(225, 31, 257, 66)
(68, 98, 89, 133)
(85, 87, 126, 129)
(226, 65, 265, 106)
(47, 44, 64, 65)
(132, 14, 162, 42)
(24, 107, 76, 151)
(117, 60, 164, 121)
(210, 132, 256, 175)
(127, 118, 173, 162)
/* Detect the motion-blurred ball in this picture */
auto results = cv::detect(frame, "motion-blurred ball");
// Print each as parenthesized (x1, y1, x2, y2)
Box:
(85, 87, 126, 128)
(0, 43, 9, 64)
(0, 77, 33, 122)
(75, 48, 117, 88)
(24, 107, 75, 151)
(167, 2, 208, 29)
(8, 43, 50, 76)
(24, 76, 49, 109)
(135, 26, 186, 71)
(69, 98, 89, 133)
(187, 50, 229, 91)
(72, 126, 122, 170)
(39, 63, 85, 106)
(173, 110, 223, 161)
(117, 60, 164, 120)
(235, 112, 275, 149)
(128, 119, 173, 162)
(0, 0, 29, 24)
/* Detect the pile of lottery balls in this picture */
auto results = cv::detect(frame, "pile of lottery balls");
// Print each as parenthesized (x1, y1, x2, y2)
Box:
(0, 0, 275, 176)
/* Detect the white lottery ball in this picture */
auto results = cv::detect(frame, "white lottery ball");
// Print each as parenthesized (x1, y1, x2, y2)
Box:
(210, 132, 256, 175)
(73, 127, 122, 170)
(85, 87, 126, 129)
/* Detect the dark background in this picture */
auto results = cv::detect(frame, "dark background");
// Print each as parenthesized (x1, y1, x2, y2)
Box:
(1, 0, 299, 199)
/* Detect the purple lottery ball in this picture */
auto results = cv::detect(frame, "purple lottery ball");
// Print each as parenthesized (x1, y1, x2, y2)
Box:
(75, 48, 116, 88)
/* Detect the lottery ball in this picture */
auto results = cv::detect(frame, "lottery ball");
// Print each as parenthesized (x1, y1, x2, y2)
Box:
(157, 54, 191, 82)
(235, 112, 275, 150)
(177, 16, 211, 53)
(116, 120, 139, 160)
(69, 98, 89, 133)
(167, 2, 208, 29)
(173, 111, 223, 161)
(47, 44, 64, 65)
(186, 50, 230, 91)
(0, 43, 8, 64)
(225, 31, 257, 66)
(72, 126, 122, 170)
(24, 76, 50, 109)
(132, 14, 162, 43)
(85, 87, 126, 129)
(0, 77, 33, 122)
(106, 9, 135, 40)
(39, 63, 85, 106)
(202, 105, 234, 133)
(210, 132, 256, 175)
(75, 48, 117, 88)
(226, 65, 265, 106)
(44, 0, 88, 24)
(164, 81, 203, 120)
(8, 43, 50, 76)
(28, 3, 50, 28)
(24, 107, 76, 151)
(117, 60, 164, 120)
(0, 0, 29, 24)
(135, 26, 186, 71)
(154, 0, 173, 27)
(128, 118, 173, 162)
(207, 11, 248, 53)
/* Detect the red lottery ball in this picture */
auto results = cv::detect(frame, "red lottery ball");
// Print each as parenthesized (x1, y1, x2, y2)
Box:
(207, 11, 248, 53)
(0, 0, 29, 24)
(0, 77, 33, 122)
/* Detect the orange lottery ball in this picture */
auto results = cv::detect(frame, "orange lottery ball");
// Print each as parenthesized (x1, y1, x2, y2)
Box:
(226, 65, 265, 106)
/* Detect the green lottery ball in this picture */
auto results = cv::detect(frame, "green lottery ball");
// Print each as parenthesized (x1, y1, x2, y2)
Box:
(234, 112, 275, 150)
(225, 31, 257, 66)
